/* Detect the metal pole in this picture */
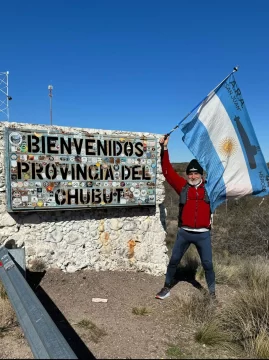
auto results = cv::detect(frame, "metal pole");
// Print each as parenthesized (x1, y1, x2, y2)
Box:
(48, 85, 53, 126)
(164, 66, 239, 139)
(50, 95, 52, 126)
(7, 71, 9, 121)
(0, 71, 11, 122)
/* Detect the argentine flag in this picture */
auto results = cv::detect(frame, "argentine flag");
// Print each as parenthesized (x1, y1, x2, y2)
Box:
(180, 74, 269, 212)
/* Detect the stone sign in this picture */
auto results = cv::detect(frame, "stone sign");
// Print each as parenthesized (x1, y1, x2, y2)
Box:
(5, 128, 157, 211)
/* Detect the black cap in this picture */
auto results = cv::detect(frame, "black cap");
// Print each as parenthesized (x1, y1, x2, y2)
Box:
(186, 159, 203, 175)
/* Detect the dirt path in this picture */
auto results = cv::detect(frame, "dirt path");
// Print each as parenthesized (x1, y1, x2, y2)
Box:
(37, 269, 179, 359)
(0, 268, 244, 359)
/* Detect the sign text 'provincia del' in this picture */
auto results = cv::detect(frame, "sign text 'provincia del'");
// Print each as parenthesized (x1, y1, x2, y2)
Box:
(5, 128, 158, 211)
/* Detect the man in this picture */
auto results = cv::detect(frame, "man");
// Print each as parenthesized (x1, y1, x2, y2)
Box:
(155, 136, 215, 300)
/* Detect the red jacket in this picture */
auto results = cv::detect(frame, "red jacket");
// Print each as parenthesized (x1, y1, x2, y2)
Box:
(162, 150, 211, 229)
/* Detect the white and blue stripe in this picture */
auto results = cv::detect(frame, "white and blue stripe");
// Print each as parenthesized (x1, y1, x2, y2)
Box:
(180, 74, 269, 212)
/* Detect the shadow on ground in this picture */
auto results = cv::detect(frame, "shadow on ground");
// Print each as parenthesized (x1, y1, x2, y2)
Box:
(171, 262, 205, 292)
(26, 270, 96, 360)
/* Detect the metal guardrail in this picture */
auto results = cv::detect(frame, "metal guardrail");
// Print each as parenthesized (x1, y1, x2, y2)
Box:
(0, 247, 78, 359)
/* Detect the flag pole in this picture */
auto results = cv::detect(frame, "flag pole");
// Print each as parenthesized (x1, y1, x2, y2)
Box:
(164, 66, 239, 139)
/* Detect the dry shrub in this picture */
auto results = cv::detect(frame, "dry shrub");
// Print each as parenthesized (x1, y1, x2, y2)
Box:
(176, 244, 201, 282)
(132, 306, 150, 316)
(195, 319, 232, 346)
(0, 282, 17, 334)
(222, 286, 269, 340)
(197, 253, 269, 288)
(174, 291, 215, 324)
(166, 345, 185, 358)
(193, 256, 269, 358)
(0, 301, 16, 329)
(236, 257, 269, 289)
(193, 285, 269, 357)
(28, 258, 46, 272)
(197, 262, 240, 285)
(0, 282, 8, 300)
(181, 245, 200, 269)
(212, 196, 269, 257)
(165, 220, 179, 255)
(195, 264, 204, 281)
(214, 284, 269, 358)
(249, 328, 269, 359)
(76, 319, 107, 343)
(162, 244, 203, 295)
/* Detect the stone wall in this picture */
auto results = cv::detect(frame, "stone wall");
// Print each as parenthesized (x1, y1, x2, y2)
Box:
(0, 122, 168, 275)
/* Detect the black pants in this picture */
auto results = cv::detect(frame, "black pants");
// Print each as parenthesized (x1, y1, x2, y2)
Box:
(165, 228, 215, 293)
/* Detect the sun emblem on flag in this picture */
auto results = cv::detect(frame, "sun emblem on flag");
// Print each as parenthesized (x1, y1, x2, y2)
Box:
(219, 137, 238, 157)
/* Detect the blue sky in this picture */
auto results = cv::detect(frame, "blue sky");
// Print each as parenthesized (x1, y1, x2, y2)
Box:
(1, 0, 269, 162)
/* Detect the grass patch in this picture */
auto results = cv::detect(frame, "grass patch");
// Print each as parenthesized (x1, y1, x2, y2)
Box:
(166, 345, 185, 358)
(195, 319, 232, 346)
(197, 262, 239, 285)
(132, 306, 150, 316)
(221, 286, 269, 343)
(0, 283, 17, 332)
(180, 245, 200, 275)
(174, 292, 215, 324)
(214, 263, 239, 285)
(0, 281, 8, 300)
(76, 319, 107, 343)
(29, 258, 46, 272)
(192, 256, 269, 358)
(237, 258, 269, 289)
(197, 253, 269, 288)
(0, 328, 7, 338)
(250, 328, 269, 359)
(0, 324, 16, 338)
(195, 284, 269, 358)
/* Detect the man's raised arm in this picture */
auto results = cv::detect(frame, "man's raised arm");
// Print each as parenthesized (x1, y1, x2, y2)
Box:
(159, 136, 186, 195)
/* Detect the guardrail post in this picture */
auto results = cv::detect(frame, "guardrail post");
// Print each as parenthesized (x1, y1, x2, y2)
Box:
(0, 247, 78, 359)
(4, 240, 26, 277)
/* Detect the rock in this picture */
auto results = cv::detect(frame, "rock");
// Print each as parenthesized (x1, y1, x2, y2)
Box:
(98, 220, 105, 232)
(100, 232, 110, 246)
(92, 298, 108, 303)
(110, 219, 123, 231)
(37, 250, 47, 257)
(123, 222, 136, 231)
(0, 213, 16, 227)
(25, 247, 36, 256)
(66, 264, 77, 273)
(141, 220, 150, 232)
(110, 232, 119, 241)
(89, 222, 98, 232)
(14, 238, 25, 248)
(72, 223, 80, 230)
(45, 230, 63, 243)
(64, 231, 84, 246)
(0, 202, 6, 214)
(0, 227, 19, 238)
(89, 230, 99, 239)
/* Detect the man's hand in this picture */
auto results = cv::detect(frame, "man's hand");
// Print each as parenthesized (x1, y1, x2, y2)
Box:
(159, 135, 169, 147)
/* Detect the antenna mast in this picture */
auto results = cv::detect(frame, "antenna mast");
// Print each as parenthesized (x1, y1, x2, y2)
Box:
(48, 84, 53, 125)
(0, 71, 12, 121)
